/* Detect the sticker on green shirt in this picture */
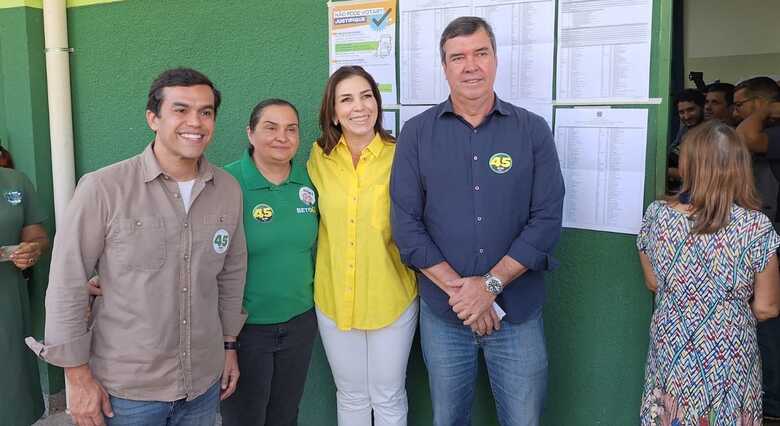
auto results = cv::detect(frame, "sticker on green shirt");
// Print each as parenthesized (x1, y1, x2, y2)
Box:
(4, 190, 22, 205)
(252, 203, 274, 222)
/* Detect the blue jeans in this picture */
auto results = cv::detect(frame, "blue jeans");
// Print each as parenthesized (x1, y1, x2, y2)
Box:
(106, 381, 219, 426)
(420, 298, 547, 426)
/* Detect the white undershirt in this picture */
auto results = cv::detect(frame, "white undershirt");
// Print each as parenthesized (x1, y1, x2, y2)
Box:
(177, 180, 196, 212)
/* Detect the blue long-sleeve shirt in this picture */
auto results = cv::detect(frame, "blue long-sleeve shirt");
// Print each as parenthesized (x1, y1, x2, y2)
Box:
(390, 97, 565, 324)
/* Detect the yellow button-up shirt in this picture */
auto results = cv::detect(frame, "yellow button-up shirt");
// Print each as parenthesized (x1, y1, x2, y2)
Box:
(307, 134, 416, 330)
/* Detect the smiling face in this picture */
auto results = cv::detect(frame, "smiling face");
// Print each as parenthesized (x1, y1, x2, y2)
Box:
(442, 28, 497, 108)
(677, 100, 703, 128)
(146, 85, 215, 164)
(248, 104, 300, 166)
(333, 75, 378, 143)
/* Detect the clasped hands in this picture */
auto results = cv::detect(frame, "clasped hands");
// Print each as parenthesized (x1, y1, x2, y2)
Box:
(444, 276, 500, 336)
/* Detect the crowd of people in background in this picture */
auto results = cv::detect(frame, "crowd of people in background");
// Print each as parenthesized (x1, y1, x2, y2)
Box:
(655, 76, 780, 424)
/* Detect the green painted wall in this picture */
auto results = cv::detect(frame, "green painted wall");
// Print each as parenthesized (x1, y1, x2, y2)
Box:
(0, 5, 63, 395)
(1, 0, 670, 423)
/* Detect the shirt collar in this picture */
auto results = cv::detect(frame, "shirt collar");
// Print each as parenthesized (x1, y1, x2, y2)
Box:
(335, 133, 385, 158)
(141, 142, 215, 184)
(240, 148, 308, 190)
(437, 93, 511, 118)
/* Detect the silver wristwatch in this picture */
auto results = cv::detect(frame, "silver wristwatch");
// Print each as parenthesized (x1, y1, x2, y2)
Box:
(483, 273, 503, 295)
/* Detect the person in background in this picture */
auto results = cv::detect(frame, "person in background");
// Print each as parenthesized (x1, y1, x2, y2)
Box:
(26, 67, 247, 426)
(638, 121, 780, 425)
(667, 89, 705, 193)
(0, 144, 16, 168)
(220, 98, 318, 426)
(307, 65, 418, 426)
(391, 16, 564, 425)
(734, 76, 780, 422)
(703, 82, 735, 124)
(1, 163, 48, 426)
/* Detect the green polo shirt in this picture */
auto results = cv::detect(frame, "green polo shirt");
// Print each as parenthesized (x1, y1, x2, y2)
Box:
(224, 150, 317, 325)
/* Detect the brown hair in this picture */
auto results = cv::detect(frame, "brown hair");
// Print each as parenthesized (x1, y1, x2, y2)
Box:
(672, 121, 761, 234)
(316, 66, 393, 155)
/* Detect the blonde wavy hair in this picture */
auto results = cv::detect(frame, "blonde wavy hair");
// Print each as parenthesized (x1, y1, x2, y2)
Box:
(673, 121, 761, 234)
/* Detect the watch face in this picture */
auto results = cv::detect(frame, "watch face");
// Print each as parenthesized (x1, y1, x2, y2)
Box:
(485, 277, 502, 295)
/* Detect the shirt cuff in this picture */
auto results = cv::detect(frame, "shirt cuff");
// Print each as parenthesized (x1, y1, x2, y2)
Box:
(220, 309, 248, 338)
(25, 331, 92, 368)
(507, 239, 559, 272)
(402, 245, 446, 271)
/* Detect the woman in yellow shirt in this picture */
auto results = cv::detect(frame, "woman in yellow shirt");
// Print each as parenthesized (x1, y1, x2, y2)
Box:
(307, 65, 417, 426)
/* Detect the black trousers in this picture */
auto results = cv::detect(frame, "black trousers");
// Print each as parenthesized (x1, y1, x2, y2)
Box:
(760, 316, 780, 417)
(220, 308, 317, 426)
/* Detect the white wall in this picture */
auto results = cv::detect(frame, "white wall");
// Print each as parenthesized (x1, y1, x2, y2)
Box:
(683, 0, 780, 85)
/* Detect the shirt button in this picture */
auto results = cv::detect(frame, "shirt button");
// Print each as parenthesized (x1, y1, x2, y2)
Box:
(182, 320, 187, 325)
(182, 352, 187, 357)
(350, 241, 354, 246)
(473, 155, 478, 161)
(183, 223, 189, 228)
(477, 216, 482, 222)
(473, 129, 477, 134)
(349, 264, 354, 268)
(350, 219, 355, 223)
(163, 175, 170, 180)
(479, 248, 485, 254)
(219, 216, 225, 222)
(182, 287, 188, 292)
(184, 255, 189, 261)
(135, 220, 142, 227)
(474, 185, 480, 191)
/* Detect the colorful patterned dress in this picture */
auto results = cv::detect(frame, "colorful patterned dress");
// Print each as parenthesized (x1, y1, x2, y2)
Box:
(638, 201, 780, 425)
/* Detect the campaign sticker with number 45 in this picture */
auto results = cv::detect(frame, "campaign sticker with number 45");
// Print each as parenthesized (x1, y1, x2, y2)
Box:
(212, 230, 230, 254)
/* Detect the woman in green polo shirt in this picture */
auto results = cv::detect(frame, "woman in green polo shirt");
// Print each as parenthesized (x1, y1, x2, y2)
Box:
(220, 99, 318, 426)
(1, 161, 48, 426)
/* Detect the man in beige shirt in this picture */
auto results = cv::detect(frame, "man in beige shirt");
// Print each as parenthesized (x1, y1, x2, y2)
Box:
(26, 68, 247, 426)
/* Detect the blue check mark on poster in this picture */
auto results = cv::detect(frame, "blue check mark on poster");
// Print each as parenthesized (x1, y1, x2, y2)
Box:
(370, 8, 391, 31)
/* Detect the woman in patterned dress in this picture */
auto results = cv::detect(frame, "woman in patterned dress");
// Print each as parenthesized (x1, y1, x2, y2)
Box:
(638, 121, 780, 425)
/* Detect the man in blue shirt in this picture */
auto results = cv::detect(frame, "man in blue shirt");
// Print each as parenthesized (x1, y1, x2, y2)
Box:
(390, 16, 564, 425)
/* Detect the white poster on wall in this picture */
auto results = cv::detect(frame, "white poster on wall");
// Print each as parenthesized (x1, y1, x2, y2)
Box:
(554, 107, 648, 234)
(555, 0, 652, 102)
(329, 0, 399, 105)
(399, 0, 554, 125)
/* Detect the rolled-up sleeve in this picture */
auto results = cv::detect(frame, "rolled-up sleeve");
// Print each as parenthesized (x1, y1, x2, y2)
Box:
(217, 189, 248, 337)
(506, 115, 565, 272)
(391, 118, 446, 270)
(26, 174, 105, 367)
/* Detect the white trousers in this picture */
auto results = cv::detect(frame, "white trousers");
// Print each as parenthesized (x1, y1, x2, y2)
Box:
(316, 299, 419, 426)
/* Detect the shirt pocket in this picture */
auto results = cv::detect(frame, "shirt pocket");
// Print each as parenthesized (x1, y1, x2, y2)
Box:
(370, 183, 391, 232)
(117, 216, 166, 271)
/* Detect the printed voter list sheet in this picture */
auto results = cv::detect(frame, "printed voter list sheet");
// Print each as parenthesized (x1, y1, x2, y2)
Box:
(554, 108, 648, 234)
(555, 0, 652, 102)
(329, 0, 398, 104)
(400, 0, 554, 125)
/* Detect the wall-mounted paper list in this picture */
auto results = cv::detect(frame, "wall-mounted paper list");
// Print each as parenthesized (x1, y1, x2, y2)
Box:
(555, 0, 652, 102)
(554, 108, 648, 234)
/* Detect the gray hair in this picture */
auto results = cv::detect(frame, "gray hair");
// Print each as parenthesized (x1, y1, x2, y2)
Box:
(439, 16, 497, 64)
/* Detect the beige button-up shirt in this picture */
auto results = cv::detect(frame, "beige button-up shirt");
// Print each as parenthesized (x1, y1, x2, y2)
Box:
(26, 144, 247, 401)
